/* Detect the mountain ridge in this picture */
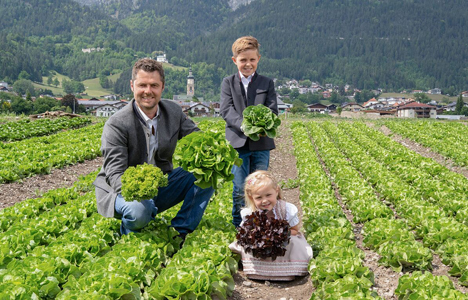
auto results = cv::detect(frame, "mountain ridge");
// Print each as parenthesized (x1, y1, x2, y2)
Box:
(1, 0, 467, 94)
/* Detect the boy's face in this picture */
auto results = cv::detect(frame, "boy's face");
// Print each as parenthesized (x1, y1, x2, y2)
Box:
(232, 49, 260, 78)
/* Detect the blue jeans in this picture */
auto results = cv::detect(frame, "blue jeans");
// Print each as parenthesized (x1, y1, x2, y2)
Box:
(114, 167, 214, 235)
(231, 149, 270, 227)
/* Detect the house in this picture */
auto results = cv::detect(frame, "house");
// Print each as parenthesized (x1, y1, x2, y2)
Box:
(307, 103, 327, 113)
(94, 102, 128, 117)
(326, 104, 337, 112)
(397, 101, 437, 118)
(156, 53, 168, 63)
(78, 99, 127, 115)
(173, 94, 204, 102)
(363, 98, 380, 109)
(322, 91, 331, 98)
(276, 97, 292, 113)
(444, 101, 468, 112)
(183, 103, 211, 116)
(428, 88, 442, 95)
(210, 102, 221, 117)
(342, 103, 363, 112)
(462, 91, 468, 98)
(102, 94, 118, 101)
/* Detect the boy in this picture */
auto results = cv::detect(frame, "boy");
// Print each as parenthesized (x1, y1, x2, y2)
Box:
(220, 36, 279, 227)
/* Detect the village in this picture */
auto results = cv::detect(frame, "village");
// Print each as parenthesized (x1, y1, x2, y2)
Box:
(1, 65, 468, 120)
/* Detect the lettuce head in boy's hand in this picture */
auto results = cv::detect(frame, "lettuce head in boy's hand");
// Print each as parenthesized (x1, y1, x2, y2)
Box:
(241, 104, 281, 141)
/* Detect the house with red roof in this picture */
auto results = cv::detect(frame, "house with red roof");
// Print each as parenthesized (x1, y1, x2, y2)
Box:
(396, 101, 437, 118)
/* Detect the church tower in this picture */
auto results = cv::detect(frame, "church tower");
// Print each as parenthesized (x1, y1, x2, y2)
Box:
(187, 67, 195, 97)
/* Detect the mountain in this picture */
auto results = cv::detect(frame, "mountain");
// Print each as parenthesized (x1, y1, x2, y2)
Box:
(1, 0, 467, 95)
(171, 0, 468, 91)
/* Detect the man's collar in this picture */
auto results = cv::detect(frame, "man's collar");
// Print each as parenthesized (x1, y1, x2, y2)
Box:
(135, 102, 159, 122)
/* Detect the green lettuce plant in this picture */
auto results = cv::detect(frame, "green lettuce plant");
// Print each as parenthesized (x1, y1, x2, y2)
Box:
(121, 163, 168, 201)
(174, 131, 242, 189)
(241, 104, 281, 141)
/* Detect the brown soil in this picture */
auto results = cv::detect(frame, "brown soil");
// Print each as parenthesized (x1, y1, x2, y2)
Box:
(0, 157, 103, 209)
(3, 120, 468, 299)
(228, 120, 315, 300)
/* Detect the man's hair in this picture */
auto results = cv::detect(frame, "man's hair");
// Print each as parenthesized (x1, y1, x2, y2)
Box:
(232, 36, 260, 57)
(132, 58, 165, 84)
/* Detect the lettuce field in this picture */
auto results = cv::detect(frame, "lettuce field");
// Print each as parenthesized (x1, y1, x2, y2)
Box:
(1, 116, 468, 299)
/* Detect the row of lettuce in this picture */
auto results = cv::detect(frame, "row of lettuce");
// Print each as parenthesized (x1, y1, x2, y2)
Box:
(0, 121, 102, 183)
(0, 171, 237, 299)
(0, 116, 92, 142)
(0, 119, 237, 299)
(2, 117, 468, 298)
(382, 119, 468, 167)
(290, 120, 468, 299)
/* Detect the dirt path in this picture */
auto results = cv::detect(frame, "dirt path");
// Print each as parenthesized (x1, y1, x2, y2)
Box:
(228, 120, 315, 300)
(0, 157, 103, 209)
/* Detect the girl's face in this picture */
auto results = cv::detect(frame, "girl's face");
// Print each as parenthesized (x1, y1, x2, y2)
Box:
(250, 185, 279, 211)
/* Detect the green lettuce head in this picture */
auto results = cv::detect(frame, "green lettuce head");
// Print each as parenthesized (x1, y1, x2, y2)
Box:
(241, 104, 281, 141)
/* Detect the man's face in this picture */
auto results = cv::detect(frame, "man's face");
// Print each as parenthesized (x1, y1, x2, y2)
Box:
(232, 49, 260, 78)
(130, 70, 164, 117)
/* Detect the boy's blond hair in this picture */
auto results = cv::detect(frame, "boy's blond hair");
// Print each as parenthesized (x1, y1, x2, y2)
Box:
(244, 170, 283, 211)
(232, 36, 260, 57)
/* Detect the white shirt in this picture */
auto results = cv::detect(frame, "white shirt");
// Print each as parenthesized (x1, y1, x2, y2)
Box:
(240, 201, 300, 228)
(136, 105, 159, 165)
(239, 71, 254, 95)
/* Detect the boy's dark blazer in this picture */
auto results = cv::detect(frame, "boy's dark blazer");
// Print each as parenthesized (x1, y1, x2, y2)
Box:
(220, 72, 278, 151)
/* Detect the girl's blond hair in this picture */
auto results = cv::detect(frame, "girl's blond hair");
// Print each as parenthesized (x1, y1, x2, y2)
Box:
(244, 170, 283, 211)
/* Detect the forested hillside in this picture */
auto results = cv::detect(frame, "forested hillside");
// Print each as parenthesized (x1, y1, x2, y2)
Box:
(173, 0, 468, 91)
(1, 0, 467, 98)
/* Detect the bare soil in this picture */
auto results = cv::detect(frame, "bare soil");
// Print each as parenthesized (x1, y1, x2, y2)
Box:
(0, 157, 103, 209)
(2, 120, 468, 299)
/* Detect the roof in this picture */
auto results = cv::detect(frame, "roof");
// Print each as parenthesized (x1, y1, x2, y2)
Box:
(308, 103, 327, 108)
(397, 101, 436, 110)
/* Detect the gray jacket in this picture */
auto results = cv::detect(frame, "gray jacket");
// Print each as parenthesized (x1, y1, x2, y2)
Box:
(93, 99, 198, 218)
(220, 72, 278, 150)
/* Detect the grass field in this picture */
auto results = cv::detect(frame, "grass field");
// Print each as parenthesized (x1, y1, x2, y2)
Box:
(34, 62, 185, 99)
(36, 72, 120, 98)
(380, 92, 457, 103)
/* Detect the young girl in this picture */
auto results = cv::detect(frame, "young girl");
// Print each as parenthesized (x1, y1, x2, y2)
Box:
(229, 170, 313, 281)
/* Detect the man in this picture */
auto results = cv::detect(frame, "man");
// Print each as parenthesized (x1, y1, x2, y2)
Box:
(93, 58, 214, 238)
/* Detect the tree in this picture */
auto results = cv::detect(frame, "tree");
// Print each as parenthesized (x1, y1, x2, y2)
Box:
(62, 79, 85, 94)
(53, 78, 60, 87)
(455, 94, 464, 114)
(289, 88, 300, 101)
(414, 93, 431, 104)
(18, 71, 30, 80)
(47, 74, 53, 85)
(1, 100, 11, 112)
(290, 99, 307, 114)
(337, 107, 343, 115)
(26, 91, 32, 102)
(13, 79, 35, 96)
(99, 73, 110, 89)
(11, 97, 33, 115)
(461, 106, 468, 116)
(61, 94, 78, 113)
(33, 96, 61, 114)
